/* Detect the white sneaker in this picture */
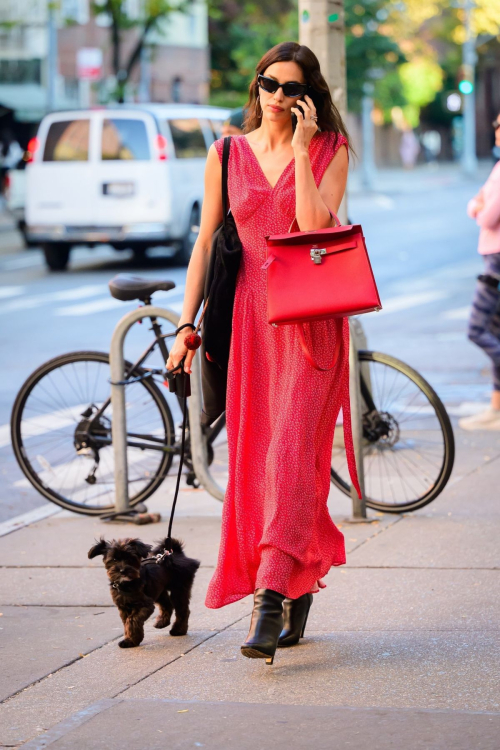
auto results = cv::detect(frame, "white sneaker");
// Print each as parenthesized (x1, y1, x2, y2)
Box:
(459, 407, 500, 431)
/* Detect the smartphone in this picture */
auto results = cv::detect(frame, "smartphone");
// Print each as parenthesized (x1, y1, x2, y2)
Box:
(291, 112, 297, 133)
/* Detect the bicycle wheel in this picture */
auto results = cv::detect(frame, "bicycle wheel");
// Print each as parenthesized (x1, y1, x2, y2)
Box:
(331, 351, 455, 513)
(11, 351, 174, 515)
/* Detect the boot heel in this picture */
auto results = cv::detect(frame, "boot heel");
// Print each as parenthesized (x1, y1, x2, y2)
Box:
(278, 593, 313, 647)
(300, 609, 310, 638)
(241, 589, 284, 665)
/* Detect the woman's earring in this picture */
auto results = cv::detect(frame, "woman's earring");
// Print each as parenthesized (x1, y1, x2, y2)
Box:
(256, 96, 263, 118)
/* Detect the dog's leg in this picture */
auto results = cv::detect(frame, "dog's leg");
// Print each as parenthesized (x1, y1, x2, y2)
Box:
(154, 591, 174, 629)
(119, 602, 155, 648)
(169, 585, 192, 636)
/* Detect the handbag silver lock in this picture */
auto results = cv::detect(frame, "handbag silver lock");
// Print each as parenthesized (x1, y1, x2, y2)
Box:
(310, 246, 326, 264)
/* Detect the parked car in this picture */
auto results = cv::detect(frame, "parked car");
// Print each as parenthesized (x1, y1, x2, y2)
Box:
(25, 103, 231, 270)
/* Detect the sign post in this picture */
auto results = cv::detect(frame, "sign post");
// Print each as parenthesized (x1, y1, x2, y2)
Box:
(299, 0, 348, 223)
(77, 48, 103, 108)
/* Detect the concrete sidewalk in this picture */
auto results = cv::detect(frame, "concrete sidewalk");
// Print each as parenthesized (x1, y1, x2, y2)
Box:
(0, 428, 499, 748)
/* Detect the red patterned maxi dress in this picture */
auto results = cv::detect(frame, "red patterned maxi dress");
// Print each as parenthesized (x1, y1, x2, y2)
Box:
(205, 131, 360, 609)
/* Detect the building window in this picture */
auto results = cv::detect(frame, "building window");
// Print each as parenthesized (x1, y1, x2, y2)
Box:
(0, 59, 41, 85)
(60, 0, 89, 24)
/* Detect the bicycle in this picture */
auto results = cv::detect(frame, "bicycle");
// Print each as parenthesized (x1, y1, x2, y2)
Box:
(11, 275, 454, 516)
(11, 275, 227, 516)
(331, 351, 455, 513)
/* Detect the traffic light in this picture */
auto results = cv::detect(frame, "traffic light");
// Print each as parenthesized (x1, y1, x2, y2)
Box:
(458, 80, 474, 94)
(444, 91, 462, 112)
(458, 65, 474, 95)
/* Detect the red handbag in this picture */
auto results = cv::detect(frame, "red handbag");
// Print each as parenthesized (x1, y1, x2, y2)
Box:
(261, 213, 381, 371)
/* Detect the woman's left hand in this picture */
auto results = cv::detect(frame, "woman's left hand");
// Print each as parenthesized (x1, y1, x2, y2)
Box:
(291, 95, 319, 153)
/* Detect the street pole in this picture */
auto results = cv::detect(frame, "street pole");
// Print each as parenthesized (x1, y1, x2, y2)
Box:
(299, 1, 369, 519)
(462, 0, 477, 176)
(47, 1, 58, 112)
(299, 0, 348, 223)
(138, 46, 151, 103)
(361, 83, 376, 190)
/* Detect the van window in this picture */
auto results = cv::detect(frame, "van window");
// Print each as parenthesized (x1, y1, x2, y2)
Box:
(101, 119, 150, 161)
(43, 120, 90, 161)
(209, 120, 223, 140)
(168, 119, 207, 158)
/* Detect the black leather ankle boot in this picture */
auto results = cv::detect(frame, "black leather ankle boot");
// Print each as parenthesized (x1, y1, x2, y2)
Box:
(241, 588, 285, 665)
(277, 593, 313, 647)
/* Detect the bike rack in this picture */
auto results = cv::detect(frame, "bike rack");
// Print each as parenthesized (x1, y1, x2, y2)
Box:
(107, 306, 367, 523)
(348, 318, 370, 522)
(108, 305, 224, 523)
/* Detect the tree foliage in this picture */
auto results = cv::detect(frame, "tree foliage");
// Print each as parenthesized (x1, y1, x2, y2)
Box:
(90, 0, 190, 102)
(345, 0, 500, 126)
(208, 0, 297, 107)
(345, 0, 405, 113)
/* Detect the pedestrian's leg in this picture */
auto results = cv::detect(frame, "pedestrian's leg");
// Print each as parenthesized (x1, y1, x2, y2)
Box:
(467, 280, 500, 369)
(460, 261, 500, 429)
(489, 291, 500, 408)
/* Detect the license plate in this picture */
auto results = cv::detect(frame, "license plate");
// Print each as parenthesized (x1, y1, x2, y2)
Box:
(103, 182, 135, 197)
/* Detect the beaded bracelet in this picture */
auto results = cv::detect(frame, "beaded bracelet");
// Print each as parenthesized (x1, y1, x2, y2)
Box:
(175, 297, 211, 352)
(175, 323, 196, 335)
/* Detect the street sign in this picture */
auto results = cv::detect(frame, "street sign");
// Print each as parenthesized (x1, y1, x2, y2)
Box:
(77, 48, 103, 80)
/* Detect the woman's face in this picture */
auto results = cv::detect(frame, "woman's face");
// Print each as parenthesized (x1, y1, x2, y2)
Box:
(258, 61, 306, 125)
(496, 115, 500, 147)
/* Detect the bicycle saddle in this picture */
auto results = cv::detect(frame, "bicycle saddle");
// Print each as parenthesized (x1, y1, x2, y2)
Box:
(108, 274, 176, 302)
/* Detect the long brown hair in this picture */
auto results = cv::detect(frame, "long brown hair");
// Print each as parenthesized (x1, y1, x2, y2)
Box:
(243, 41, 352, 151)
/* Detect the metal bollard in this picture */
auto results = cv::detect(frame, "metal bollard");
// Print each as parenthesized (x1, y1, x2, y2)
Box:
(348, 318, 372, 522)
(108, 305, 224, 522)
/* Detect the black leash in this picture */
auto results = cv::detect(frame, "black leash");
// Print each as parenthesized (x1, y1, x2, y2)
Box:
(162, 356, 191, 554)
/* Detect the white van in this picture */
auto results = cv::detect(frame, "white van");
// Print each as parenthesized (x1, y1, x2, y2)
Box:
(25, 103, 231, 270)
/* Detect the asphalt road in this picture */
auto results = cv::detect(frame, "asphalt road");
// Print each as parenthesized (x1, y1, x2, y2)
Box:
(0, 163, 493, 522)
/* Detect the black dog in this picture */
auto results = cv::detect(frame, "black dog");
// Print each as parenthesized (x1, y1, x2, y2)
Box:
(88, 537, 200, 648)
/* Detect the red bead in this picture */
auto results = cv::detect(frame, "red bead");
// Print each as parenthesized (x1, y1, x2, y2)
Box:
(184, 332, 202, 350)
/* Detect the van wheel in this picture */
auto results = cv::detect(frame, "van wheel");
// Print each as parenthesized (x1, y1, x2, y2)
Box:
(42, 243, 71, 271)
(18, 220, 36, 248)
(132, 246, 148, 262)
(176, 204, 200, 265)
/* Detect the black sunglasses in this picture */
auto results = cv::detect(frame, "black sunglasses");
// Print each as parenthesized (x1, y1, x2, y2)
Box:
(493, 120, 500, 130)
(257, 74, 308, 99)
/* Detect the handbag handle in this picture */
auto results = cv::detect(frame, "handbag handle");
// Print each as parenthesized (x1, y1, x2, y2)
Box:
(222, 136, 231, 225)
(298, 319, 343, 371)
(288, 208, 341, 234)
(193, 136, 232, 332)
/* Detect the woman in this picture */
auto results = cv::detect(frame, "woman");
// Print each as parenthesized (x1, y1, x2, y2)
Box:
(460, 115, 500, 431)
(166, 41, 359, 664)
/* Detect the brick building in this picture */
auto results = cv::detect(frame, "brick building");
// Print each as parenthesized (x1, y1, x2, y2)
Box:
(0, 0, 209, 142)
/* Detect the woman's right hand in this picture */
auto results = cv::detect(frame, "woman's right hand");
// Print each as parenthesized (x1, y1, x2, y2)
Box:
(166, 331, 196, 375)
